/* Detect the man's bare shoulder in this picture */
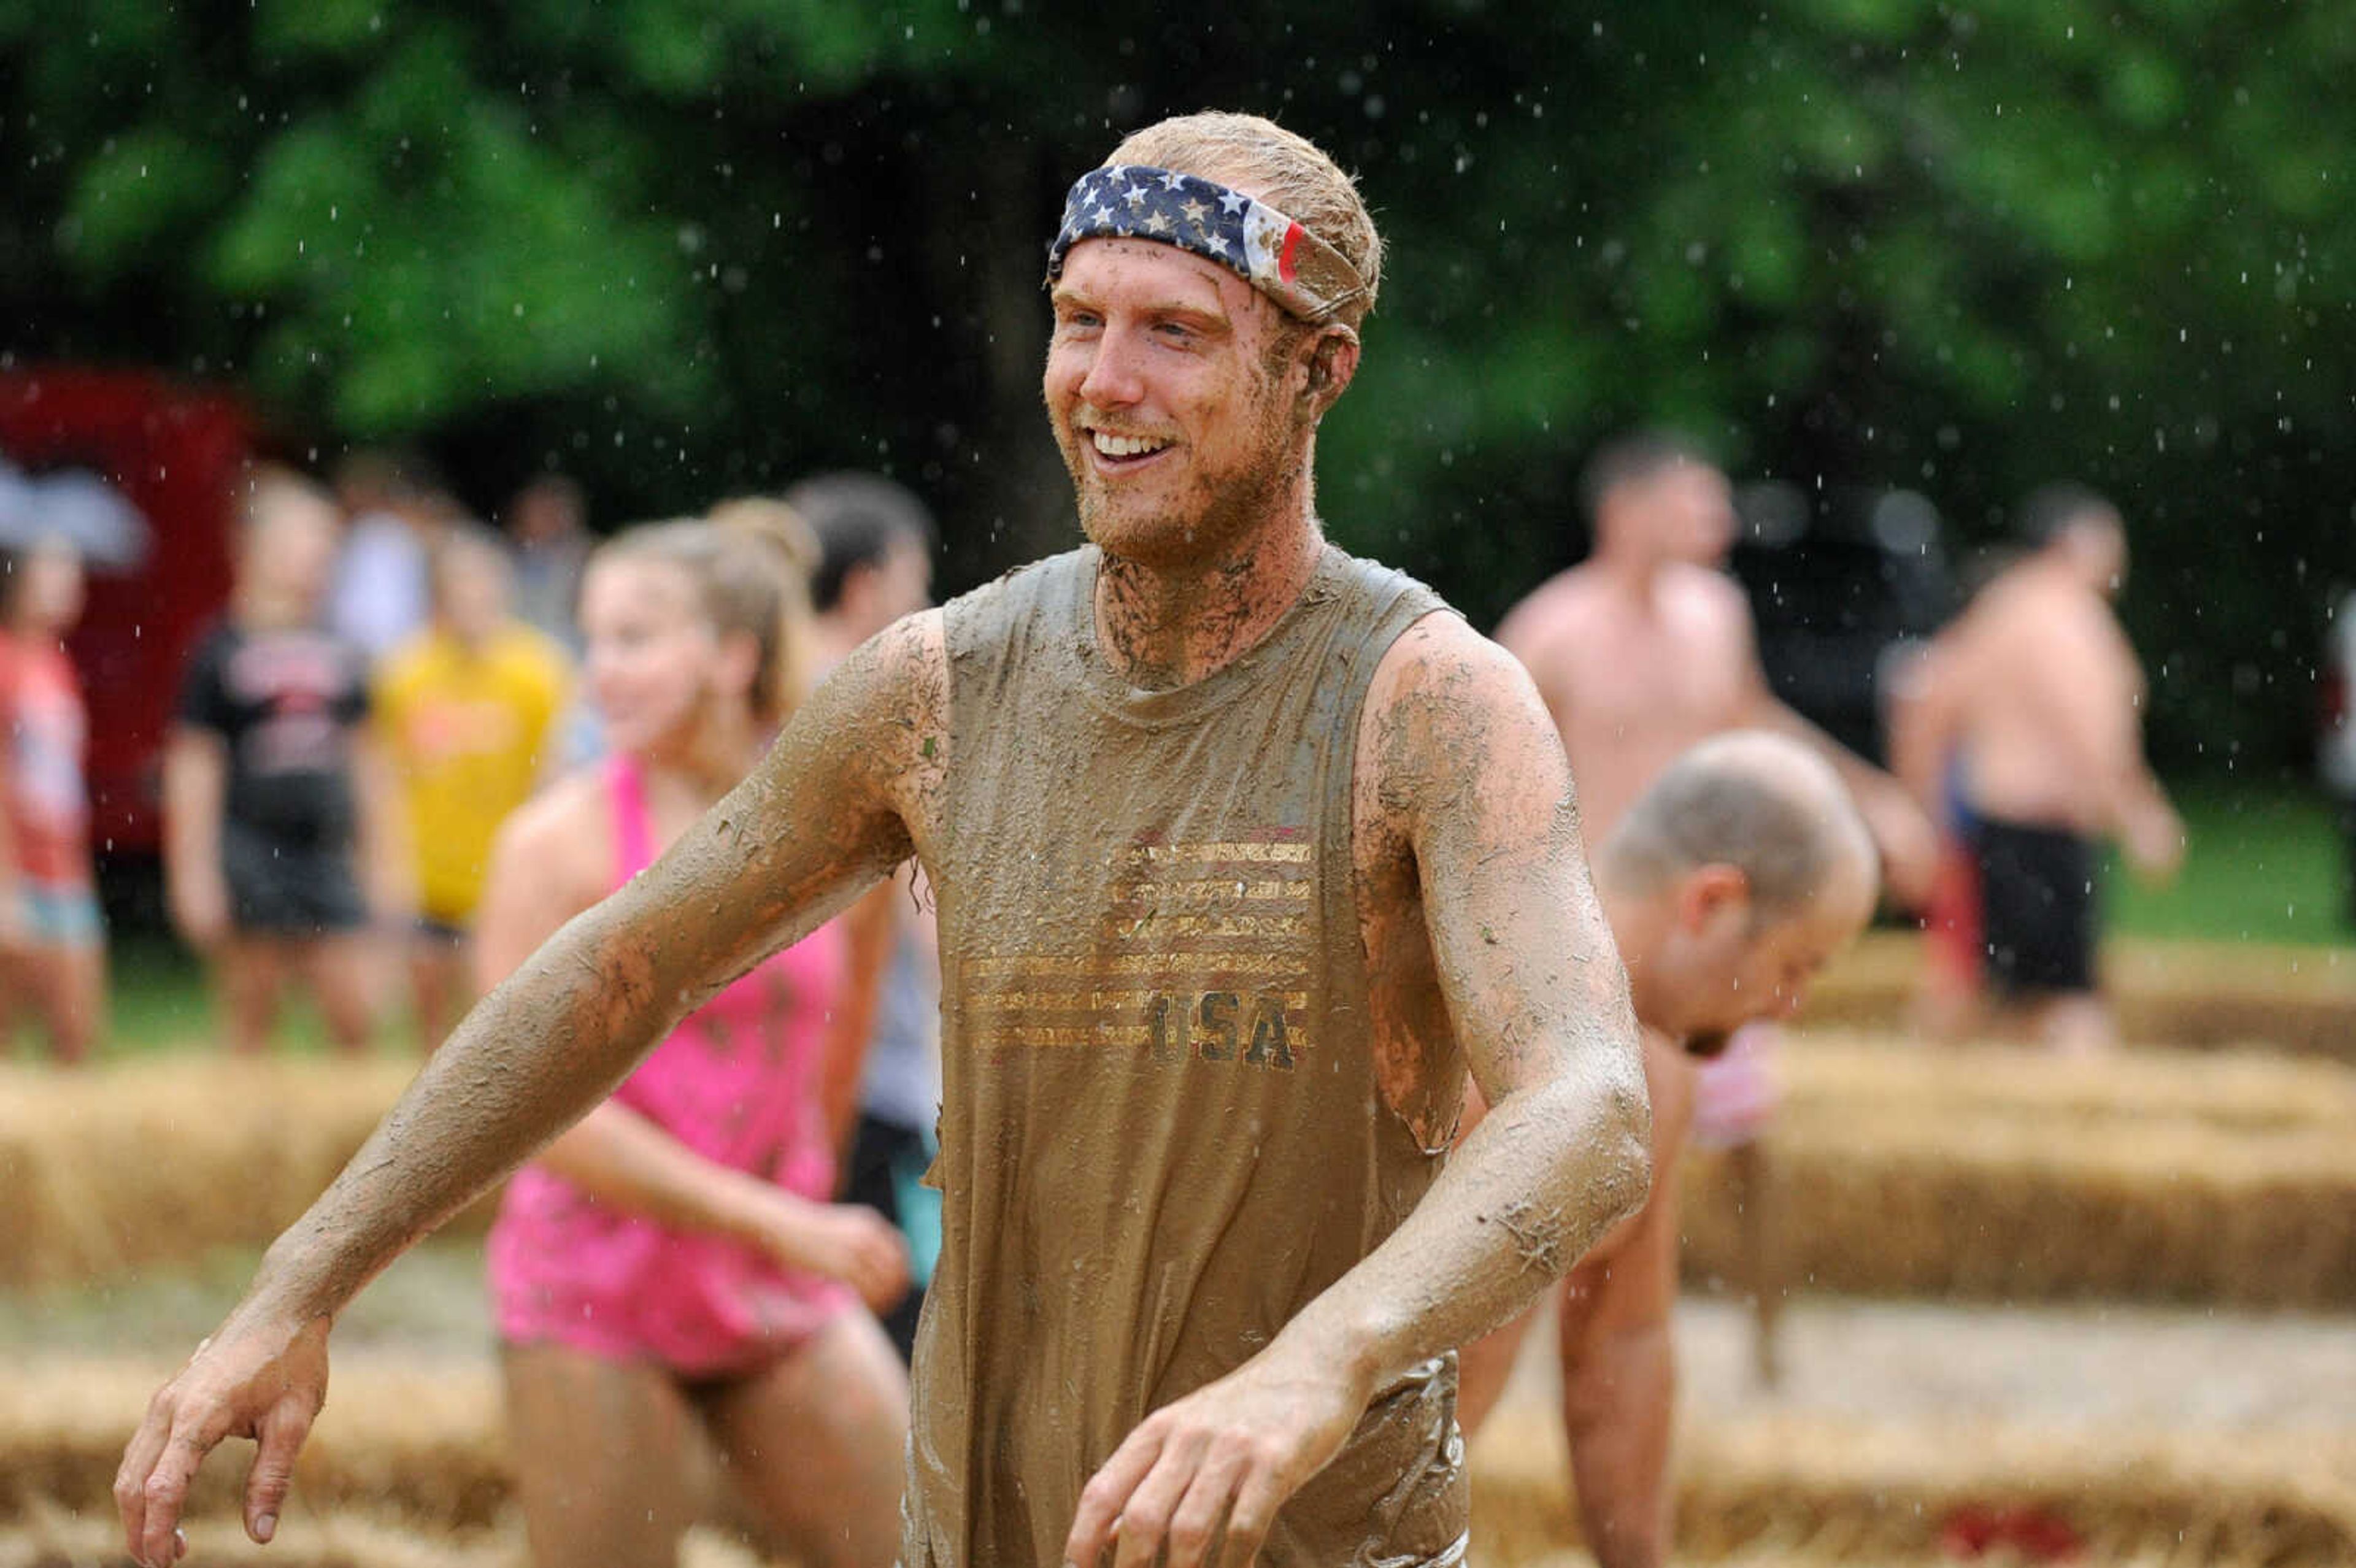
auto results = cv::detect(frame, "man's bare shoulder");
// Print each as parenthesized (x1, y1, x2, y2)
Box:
(1976, 571, 2121, 663)
(1658, 559, 1755, 628)
(1494, 566, 1600, 655)
(1361, 613, 1564, 831)
(819, 609, 950, 779)
(1371, 612, 1549, 723)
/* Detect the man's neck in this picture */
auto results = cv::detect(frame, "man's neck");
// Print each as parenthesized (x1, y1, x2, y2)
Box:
(1094, 513, 1324, 691)
(1589, 534, 1670, 607)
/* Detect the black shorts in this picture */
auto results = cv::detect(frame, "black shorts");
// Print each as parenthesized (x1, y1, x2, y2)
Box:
(1973, 815, 2097, 997)
(223, 820, 369, 937)
(844, 1112, 930, 1363)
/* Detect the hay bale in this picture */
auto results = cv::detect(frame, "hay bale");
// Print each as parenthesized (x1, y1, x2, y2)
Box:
(0, 1359, 507, 1532)
(1680, 1039, 2356, 1307)
(15, 1358, 2355, 1566)
(0, 1059, 499, 1291)
(1804, 933, 2356, 1059)
(1682, 1122, 2356, 1306)
(1784, 1033, 2356, 1134)
(1469, 1404, 2356, 1566)
(0, 1510, 776, 1568)
(0, 1508, 517, 1568)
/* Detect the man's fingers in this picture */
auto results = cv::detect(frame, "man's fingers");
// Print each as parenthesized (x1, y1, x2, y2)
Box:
(114, 1398, 175, 1561)
(1162, 1450, 1247, 1568)
(137, 1423, 218, 1568)
(1213, 1464, 1287, 1568)
(245, 1397, 318, 1543)
(1111, 1434, 1207, 1568)
(1063, 1425, 1167, 1568)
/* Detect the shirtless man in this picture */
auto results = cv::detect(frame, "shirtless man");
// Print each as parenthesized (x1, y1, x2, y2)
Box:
(1493, 431, 1936, 893)
(117, 112, 1651, 1568)
(1889, 485, 2183, 1049)
(1463, 731, 1877, 1568)
(1472, 431, 1938, 1394)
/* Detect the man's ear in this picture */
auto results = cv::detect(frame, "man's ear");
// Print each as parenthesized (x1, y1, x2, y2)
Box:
(1675, 863, 1752, 934)
(1303, 326, 1361, 417)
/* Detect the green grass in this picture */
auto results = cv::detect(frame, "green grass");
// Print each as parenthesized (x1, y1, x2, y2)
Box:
(2104, 783, 2352, 948)
(2, 931, 402, 1063)
(104, 931, 213, 1047)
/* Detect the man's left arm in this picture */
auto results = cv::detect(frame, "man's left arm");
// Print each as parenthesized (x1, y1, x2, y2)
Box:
(1064, 617, 1652, 1568)
(1728, 601, 1938, 909)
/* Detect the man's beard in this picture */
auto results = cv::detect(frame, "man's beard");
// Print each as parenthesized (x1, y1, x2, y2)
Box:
(1072, 448, 1299, 569)
(1064, 381, 1305, 569)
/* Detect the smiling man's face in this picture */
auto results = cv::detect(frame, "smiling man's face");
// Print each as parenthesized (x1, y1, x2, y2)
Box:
(1043, 234, 1312, 568)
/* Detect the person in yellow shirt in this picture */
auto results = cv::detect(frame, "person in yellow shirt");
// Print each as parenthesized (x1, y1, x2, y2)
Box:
(375, 525, 571, 1048)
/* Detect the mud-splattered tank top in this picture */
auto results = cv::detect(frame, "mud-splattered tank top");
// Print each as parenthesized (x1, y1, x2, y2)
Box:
(904, 543, 1470, 1567)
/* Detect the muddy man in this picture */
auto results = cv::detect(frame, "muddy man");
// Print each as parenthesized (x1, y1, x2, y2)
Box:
(117, 112, 1653, 1568)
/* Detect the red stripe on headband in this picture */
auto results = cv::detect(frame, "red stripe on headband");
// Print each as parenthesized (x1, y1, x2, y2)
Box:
(1277, 223, 1304, 283)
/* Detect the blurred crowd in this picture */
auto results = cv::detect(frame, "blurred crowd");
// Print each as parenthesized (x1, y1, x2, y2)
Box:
(0, 455, 951, 1352)
(0, 438, 2221, 1075)
(0, 431, 2265, 1568)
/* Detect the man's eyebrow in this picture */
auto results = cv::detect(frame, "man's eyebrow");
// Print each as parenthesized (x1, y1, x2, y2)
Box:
(1049, 285, 1230, 328)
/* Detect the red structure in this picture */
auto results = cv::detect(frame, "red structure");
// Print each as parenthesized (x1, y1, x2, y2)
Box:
(0, 366, 252, 859)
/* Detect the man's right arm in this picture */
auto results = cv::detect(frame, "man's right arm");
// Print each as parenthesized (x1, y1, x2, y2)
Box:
(115, 612, 947, 1568)
(2042, 606, 2182, 878)
(1559, 1036, 1692, 1568)
(1559, 1150, 1684, 1568)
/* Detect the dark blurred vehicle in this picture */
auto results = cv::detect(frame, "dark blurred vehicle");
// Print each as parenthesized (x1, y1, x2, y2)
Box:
(0, 367, 251, 925)
(1728, 483, 1955, 766)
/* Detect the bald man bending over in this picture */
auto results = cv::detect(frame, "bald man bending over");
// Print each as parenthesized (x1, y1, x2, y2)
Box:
(1486, 432, 1936, 1383)
(1461, 732, 1878, 1568)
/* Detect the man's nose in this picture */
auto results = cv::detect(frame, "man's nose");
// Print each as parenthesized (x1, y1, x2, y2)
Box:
(1077, 325, 1148, 407)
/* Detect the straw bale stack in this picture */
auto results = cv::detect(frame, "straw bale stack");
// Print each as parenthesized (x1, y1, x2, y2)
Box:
(1803, 932, 2356, 1058)
(1781, 1032, 2356, 1133)
(1469, 1404, 2356, 1567)
(0, 1510, 775, 1568)
(12, 1357, 2355, 1567)
(1, 1359, 506, 1532)
(1679, 1036, 2356, 1306)
(0, 1058, 498, 1291)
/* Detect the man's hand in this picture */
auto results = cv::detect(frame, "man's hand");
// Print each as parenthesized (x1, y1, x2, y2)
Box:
(1062, 1335, 1366, 1568)
(2122, 796, 2187, 884)
(115, 1313, 331, 1567)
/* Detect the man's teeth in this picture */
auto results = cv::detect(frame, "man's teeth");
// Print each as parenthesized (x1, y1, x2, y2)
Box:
(1091, 431, 1170, 458)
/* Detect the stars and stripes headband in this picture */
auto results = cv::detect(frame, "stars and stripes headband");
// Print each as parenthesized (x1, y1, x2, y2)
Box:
(1045, 164, 1369, 325)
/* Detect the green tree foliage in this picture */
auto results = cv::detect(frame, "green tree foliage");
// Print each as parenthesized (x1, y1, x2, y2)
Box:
(4, 1, 2349, 770)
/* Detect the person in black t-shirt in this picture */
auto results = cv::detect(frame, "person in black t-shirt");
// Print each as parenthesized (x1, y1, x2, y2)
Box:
(164, 469, 399, 1055)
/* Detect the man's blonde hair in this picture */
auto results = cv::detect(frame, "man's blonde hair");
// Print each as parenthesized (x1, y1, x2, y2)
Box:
(1107, 112, 1383, 326)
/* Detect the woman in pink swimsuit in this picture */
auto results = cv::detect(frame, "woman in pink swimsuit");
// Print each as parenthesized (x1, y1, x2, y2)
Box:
(477, 512, 910, 1568)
